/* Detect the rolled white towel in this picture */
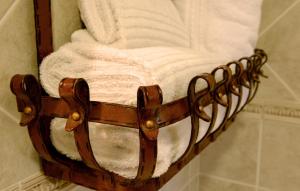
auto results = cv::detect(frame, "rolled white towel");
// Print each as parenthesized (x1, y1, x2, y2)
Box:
(40, 43, 226, 104)
(78, 0, 118, 44)
(78, 0, 190, 48)
(40, 42, 155, 105)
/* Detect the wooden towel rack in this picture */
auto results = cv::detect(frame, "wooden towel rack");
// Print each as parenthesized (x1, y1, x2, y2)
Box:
(10, 0, 268, 190)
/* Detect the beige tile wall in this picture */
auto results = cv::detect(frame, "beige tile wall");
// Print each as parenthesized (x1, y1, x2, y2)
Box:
(51, 0, 81, 49)
(256, 1, 300, 189)
(1, 0, 300, 190)
(0, 0, 80, 189)
(255, 0, 300, 105)
(0, 0, 39, 189)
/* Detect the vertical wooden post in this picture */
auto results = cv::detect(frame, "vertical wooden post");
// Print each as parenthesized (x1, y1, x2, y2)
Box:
(33, 0, 53, 65)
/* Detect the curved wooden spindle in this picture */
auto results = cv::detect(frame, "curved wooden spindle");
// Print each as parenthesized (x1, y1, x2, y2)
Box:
(247, 49, 269, 103)
(238, 57, 254, 110)
(59, 78, 105, 172)
(181, 73, 217, 159)
(226, 61, 245, 120)
(10, 74, 56, 162)
(211, 66, 232, 107)
(136, 85, 162, 181)
(210, 66, 232, 140)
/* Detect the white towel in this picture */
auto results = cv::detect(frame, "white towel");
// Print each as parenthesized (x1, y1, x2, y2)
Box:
(71, 29, 97, 43)
(78, 0, 190, 48)
(38, 0, 263, 179)
(51, 117, 192, 178)
(40, 42, 154, 105)
(40, 42, 232, 178)
(173, 0, 262, 58)
(40, 42, 226, 105)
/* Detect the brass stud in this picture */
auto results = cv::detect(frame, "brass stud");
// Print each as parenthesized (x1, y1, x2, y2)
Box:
(218, 92, 223, 98)
(71, 112, 81, 121)
(24, 106, 32, 114)
(145, 120, 155, 129)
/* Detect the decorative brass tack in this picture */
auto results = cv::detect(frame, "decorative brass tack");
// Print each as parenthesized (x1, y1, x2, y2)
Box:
(145, 120, 155, 129)
(218, 92, 223, 98)
(71, 112, 81, 121)
(24, 106, 32, 114)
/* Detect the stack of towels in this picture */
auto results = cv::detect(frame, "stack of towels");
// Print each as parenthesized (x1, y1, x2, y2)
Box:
(40, 0, 262, 178)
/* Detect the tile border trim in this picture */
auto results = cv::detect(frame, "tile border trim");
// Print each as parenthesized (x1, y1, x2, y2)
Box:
(3, 172, 74, 191)
(244, 103, 300, 118)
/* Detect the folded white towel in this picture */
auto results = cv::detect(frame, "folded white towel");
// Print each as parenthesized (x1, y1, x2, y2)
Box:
(40, 43, 232, 178)
(71, 29, 97, 43)
(40, 42, 154, 105)
(78, 0, 190, 48)
(40, 42, 226, 105)
(173, 0, 262, 58)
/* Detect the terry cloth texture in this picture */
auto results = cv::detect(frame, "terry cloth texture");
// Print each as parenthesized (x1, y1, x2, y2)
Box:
(173, 0, 262, 58)
(78, 0, 190, 48)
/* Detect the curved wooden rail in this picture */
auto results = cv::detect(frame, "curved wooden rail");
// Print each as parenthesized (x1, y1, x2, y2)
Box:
(227, 61, 245, 116)
(210, 66, 232, 140)
(186, 73, 216, 158)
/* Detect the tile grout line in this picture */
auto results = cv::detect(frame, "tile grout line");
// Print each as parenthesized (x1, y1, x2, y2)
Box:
(197, 172, 274, 191)
(257, 187, 274, 191)
(255, 110, 264, 191)
(259, 0, 300, 37)
(265, 64, 300, 101)
(197, 155, 200, 191)
(0, 0, 21, 28)
(197, 167, 200, 190)
(0, 105, 19, 124)
(17, 182, 22, 191)
(263, 115, 300, 125)
(187, 161, 192, 191)
(197, 172, 257, 189)
(180, 176, 197, 191)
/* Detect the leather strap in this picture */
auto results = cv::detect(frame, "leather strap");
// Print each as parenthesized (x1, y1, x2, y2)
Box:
(136, 85, 162, 180)
(10, 75, 55, 162)
(59, 78, 104, 172)
(40, 95, 192, 129)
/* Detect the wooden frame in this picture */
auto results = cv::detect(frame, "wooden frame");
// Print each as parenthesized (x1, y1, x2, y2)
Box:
(9, 0, 268, 190)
